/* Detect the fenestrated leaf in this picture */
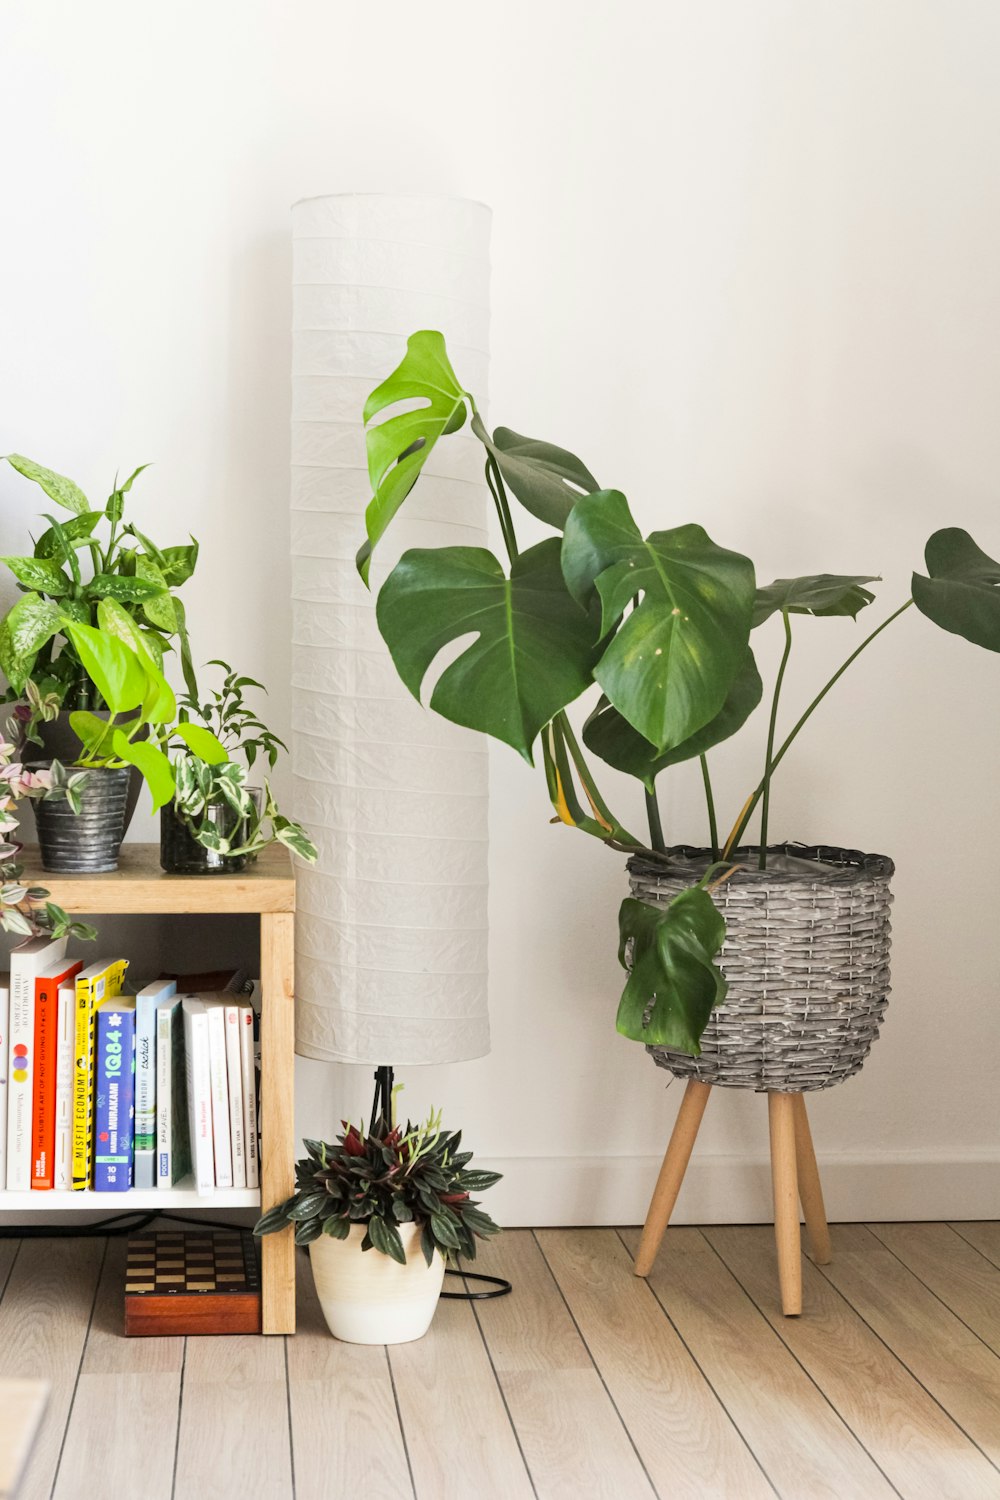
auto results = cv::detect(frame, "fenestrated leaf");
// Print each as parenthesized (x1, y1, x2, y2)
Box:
(0, 592, 62, 692)
(561, 491, 755, 752)
(617, 887, 727, 1054)
(753, 574, 879, 628)
(359, 330, 470, 585)
(5, 454, 89, 514)
(376, 538, 598, 762)
(0, 555, 73, 596)
(470, 414, 598, 529)
(912, 528, 1000, 652)
(584, 649, 763, 789)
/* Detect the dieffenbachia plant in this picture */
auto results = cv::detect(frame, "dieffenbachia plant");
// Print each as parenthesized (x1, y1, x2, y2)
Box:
(359, 331, 1000, 1054)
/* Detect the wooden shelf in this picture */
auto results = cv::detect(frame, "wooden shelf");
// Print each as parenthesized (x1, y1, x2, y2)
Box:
(16, 842, 296, 914)
(0, 1179, 261, 1211)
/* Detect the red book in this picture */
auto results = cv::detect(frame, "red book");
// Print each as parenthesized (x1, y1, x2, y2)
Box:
(31, 958, 83, 1189)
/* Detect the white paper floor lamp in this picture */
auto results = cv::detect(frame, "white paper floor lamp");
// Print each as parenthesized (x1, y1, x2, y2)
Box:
(290, 194, 491, 1081)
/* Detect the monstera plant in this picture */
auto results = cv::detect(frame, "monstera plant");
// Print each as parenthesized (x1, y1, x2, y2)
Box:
(359, 331, 1000, 1054)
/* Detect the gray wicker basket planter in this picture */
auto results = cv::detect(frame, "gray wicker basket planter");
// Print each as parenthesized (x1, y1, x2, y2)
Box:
(628, 844, 894, 1094)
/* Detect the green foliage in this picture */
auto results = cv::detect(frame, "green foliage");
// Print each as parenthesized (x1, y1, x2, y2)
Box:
(470, 415, 599, 529)
(376, 540, 599, 762)
(912, 528, 1000, 652)
(752, 574, 879, 628)
(616, 884, 727, 1052)
(177, 659, 287, 771)
(254, 1111, 502, 1267)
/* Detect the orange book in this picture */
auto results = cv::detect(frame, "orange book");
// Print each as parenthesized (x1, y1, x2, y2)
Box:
(31, 958, 83, 1189)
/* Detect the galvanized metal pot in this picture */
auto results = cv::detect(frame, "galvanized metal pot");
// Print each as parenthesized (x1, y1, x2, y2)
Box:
(33, 765, 131, 873)
(628, 844, 894, 1093)
(31, 711, 143, 830)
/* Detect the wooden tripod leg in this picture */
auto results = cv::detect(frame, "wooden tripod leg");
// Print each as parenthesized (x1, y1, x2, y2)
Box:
(634, 1080, 712, 1277)
(792, 1093, 832, 1265)
(768, 1092, 802, 1316)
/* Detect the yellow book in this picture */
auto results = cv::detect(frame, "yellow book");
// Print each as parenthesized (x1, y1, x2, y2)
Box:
(71, 958, 128, 1189)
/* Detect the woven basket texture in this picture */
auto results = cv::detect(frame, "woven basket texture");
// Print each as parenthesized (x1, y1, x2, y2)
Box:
(629, 844, 894, 1093)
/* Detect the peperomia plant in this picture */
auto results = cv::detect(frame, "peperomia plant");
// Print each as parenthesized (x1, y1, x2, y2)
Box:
(359, 331, 1000, 1055)
(0, 454, 199, 729)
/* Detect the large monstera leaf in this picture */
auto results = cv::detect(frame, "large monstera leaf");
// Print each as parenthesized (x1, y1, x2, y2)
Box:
(616, 887, 727, 1053)
(753, 574, 879, 628)
(912, 529, 1000, 652)
(376, 538, 598, 761)
(561, 491, 755, 752)
(470, 414, 598, 529)
(358, 331, 470, 585)
(584, 648, 763, 789)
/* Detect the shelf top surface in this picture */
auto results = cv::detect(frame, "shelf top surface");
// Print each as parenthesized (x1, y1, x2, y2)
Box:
(17, 843, 296, 914)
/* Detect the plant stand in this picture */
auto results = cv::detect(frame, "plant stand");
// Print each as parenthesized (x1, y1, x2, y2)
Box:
(633, 1080, 832, 1316)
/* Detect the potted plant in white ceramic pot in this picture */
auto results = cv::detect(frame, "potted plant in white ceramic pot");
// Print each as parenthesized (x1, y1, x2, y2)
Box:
(253, 1109, 501, 1345)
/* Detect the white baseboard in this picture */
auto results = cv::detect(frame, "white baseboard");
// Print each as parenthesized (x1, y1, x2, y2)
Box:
(480, 1152, 1000, 1227)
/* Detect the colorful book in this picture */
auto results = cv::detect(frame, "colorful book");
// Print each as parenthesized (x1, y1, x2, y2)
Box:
(54, 983, 76, 1189)
(31, 958, 83, 1189)
(72, 958, 128, 1189)
(182, 998, 214, 1195)
(203, 1000, 233, 1189)
(94, 999, 136, 1191)
(238, 1003, 259, 1190)
(223, 1002, 245, 1189)
(0, 973, 9, 1187)
(133, 980, 176, 1189)
(155, 993, 190, 1187)
(6, 936, 67, 1190)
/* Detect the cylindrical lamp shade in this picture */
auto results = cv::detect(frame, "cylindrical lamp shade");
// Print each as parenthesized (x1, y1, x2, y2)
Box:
(290, 194, 491, 1065)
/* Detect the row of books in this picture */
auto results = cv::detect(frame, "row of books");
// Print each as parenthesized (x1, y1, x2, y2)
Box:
(0, 936, 260, 1195)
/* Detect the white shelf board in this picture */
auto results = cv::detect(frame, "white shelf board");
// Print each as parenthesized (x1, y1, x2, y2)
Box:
(0, 1176, 260, 1211)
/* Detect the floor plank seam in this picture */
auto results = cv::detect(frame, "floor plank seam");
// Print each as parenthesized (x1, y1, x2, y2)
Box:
(462, 1265, 540, 1500)
(811, 1254, 1000, 1477)
(48, 1235, 109, 1500)
(170, 1337, 188, 1500)
(699, 1230, 904, 1500)
(609, 1229, 781, 1500)
(0, 1239, 22, 1304)
(384, 1344, 418, 1500)
(283, 1336, 296, 1500)
(946, 1223, 1000, 1272)
(530, 1231, 659, 1499)
(863, 1224, 1000, 1360)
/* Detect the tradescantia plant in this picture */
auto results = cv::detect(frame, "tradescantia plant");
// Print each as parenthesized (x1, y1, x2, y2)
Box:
(360, 331, 1000, 1056)
(0, 455, 199, 728)
(253, 1111, 501, 1266)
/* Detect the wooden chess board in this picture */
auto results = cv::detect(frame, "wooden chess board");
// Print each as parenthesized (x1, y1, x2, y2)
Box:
(125, 1230, 262, 1336)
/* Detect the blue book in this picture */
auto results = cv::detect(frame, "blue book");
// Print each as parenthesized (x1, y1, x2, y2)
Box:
(94, 998, 136, 1192)
(133, 980, 176, 1189)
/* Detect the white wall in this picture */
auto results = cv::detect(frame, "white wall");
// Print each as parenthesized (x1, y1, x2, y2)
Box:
(1, 0, 998, 1225)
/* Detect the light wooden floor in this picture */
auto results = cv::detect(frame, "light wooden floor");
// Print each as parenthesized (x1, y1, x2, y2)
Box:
(1, 1222, 999, 1500)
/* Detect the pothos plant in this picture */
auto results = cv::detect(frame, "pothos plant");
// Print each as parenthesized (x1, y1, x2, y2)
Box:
(0, 454, 199, 732)
(253, 1109, 501, 1265)
(358, 330, 1000, 1056)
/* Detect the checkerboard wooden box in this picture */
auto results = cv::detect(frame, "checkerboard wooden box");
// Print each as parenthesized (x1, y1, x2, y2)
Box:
(125, 1230, 262, 1335)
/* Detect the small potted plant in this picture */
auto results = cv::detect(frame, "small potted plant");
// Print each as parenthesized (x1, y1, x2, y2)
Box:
(254, 1109, 501, 1345)
(161, 661, 317, 874)
(0, 454, 200, 830)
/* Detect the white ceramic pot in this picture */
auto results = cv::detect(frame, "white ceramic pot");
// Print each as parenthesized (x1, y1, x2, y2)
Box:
(309, 1221, 446, 1345)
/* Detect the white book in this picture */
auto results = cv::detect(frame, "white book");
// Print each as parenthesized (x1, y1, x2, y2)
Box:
(134, 980, 175, 1189)
(0, 973, 9, 1187)
(238, 1003, 258, 1190)
(202, 1000, 233, 1189)
(53, 983, 76, 1189)
(182, 998, 214, 1195)
(6, 936, 67, 1190)
(222, 1003, 245, 1189)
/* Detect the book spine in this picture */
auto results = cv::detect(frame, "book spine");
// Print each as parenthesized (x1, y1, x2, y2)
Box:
(238, 1005, 259, 1190)
(54, 987, 74, 1189)
(183, 1007, 214, 1195)
(6, 958, 33, 1189)
(94, 1008, 136, 1192)
(133, 995, 157, 1190)
(224, 1005, 245, 1189)
(31, 978, 58, 1189)
(0, 982, 8, 1188)
(156, 1006, 173, 1186)
(71, 974, 98, 1189)
(206, 1007, 233, 1189)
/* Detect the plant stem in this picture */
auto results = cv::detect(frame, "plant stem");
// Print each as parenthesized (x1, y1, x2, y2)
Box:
(723, 597, 914, 857)
(644, 785, 666, 853)
(558, 712, 644, 848)
(484, 455, 518, 565)
(758, 608, 793, 869)
(699, 754, 719, 861)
